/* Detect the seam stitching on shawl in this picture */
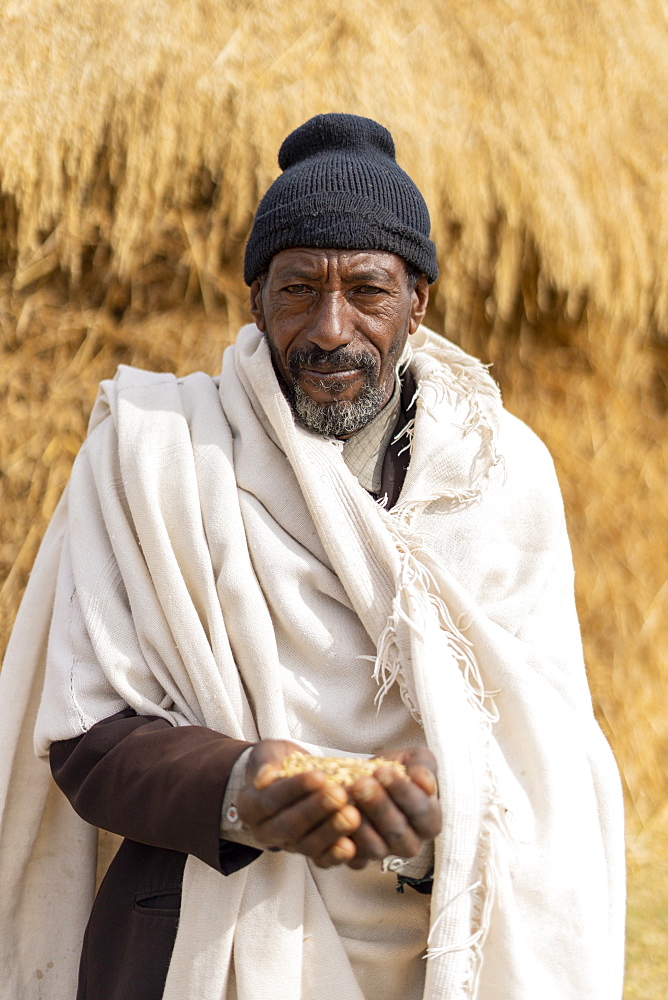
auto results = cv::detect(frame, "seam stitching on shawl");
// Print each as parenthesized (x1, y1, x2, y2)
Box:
(67, 587, 88, 731)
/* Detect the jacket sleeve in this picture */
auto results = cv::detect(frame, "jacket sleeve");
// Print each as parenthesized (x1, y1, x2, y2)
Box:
(49, 707, 262, 875)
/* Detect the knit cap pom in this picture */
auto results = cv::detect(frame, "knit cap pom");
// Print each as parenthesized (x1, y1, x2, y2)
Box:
(278, 113, 396, 171)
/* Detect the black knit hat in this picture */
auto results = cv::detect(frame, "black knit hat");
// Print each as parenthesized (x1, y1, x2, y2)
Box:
(243, 113, 438, 285)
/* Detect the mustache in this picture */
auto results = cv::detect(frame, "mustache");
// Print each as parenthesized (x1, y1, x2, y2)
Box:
(287, 345, 378, 377)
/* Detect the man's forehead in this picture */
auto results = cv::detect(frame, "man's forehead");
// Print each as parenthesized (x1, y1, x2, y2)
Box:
(267, 248, 405, 281)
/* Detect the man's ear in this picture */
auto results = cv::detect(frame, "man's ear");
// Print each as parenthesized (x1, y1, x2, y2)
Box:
(249, 279, 266, 332)
(409, 275, 429, 335)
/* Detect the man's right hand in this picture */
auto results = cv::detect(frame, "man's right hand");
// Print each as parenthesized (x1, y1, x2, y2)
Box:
(236, 740, 364, 868)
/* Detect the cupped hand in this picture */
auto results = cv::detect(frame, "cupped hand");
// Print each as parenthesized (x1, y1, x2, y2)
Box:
(236, 739, 363, 868)
(345, 746, 441, 869)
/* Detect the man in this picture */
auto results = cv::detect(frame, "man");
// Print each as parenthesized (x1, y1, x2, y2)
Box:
(0, 114, 624, 1000)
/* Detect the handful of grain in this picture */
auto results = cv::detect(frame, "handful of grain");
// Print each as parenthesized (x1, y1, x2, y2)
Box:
(276, 751, 408, 786)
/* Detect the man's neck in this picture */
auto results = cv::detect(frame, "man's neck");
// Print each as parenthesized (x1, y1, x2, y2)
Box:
(340, 376, 402, 494)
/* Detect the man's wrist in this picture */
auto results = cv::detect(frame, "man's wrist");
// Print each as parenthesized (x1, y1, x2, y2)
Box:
(381, 839, 434, 880)
(220, 746, 265, 850)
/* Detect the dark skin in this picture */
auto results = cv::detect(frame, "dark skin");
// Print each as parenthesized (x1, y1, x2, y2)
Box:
(238, 740, 441, 869)
(238, 249, 440, 869)
(249, 247, 429, 433)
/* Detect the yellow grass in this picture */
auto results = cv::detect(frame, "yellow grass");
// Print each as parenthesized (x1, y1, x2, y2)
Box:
(625, 812, 668, 999)
(1, 1, 667, 993)
(0, 0, 667, 334)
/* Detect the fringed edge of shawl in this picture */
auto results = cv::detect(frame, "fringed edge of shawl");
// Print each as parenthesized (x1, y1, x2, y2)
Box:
(375, 330, 503, 721)
(372, 509, 506, 993)
(371, 337, 507, 993)
(424, 786, 510, 996)
(401, 331, 505, 496)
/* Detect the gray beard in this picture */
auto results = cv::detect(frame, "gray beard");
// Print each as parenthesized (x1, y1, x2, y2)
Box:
(290, 381, 386, 437)
(268, 340, 388, 437)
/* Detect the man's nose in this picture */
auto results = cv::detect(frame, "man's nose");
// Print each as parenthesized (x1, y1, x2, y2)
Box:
(305, 292, 354, 351)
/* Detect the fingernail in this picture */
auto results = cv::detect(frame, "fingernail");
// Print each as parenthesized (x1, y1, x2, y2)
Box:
(376, 767, 398, 787)
(408, 766, 436, 796)
(353, 780, 376, 801)
(322, 788, 346, 810)
(254, 764, 276, 789)
(331, 806, 359, 833)
(418, 770, 437, 796)
(330, 838, 355, 862)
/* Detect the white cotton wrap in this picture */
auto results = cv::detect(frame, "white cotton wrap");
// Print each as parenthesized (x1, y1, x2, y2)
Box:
(0, 325, 624, 999)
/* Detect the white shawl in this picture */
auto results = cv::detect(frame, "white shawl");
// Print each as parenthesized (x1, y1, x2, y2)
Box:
(0, 325, 624, 999)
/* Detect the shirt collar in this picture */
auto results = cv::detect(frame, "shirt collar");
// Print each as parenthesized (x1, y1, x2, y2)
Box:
(341, 377, 402, 493)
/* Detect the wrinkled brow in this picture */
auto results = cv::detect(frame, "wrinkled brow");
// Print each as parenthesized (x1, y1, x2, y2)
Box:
(271, 266, 396, 284)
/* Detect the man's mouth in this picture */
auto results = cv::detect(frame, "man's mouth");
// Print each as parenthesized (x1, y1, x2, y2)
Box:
(283, 346, 379, 399)
(299, 366, 364, 387)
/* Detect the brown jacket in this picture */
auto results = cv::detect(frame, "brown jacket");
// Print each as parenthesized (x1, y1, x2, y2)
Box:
(51, 710, 257, 1000)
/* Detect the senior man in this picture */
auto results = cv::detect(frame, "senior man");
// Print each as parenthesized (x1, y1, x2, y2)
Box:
(0, 114, 624, 1000)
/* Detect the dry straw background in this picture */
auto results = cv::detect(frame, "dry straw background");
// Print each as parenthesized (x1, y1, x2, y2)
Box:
(1, 0, 666, 994)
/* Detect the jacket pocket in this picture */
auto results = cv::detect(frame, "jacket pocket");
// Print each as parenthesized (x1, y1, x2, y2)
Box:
(133, 888, 182, 917)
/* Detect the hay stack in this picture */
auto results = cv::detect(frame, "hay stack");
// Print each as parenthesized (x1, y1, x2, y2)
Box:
(1, 0, 666, 878)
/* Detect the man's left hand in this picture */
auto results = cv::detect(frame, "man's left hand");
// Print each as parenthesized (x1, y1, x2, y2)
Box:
(345, 746, 441, 869)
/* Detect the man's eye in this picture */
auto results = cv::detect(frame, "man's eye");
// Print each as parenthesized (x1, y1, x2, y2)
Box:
(355, 285, 386, 295)
(283, 284, 313, 295)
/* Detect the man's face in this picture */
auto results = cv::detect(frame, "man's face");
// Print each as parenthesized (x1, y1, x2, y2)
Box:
(249, 248, 429, 437)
